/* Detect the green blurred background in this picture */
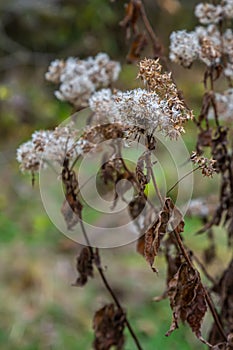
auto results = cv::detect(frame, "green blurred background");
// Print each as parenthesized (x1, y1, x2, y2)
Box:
(0, 0, 230, 349)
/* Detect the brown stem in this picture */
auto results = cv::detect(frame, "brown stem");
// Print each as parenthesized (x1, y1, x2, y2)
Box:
(79, 219, 144, 350)
(167, 166, 201, 195)
(117, 142, 155, 210)
(191, 253, 216, 285)
(172, 228, 193, 268)
(172, 228, 227, 342)
(203, 288, 227, 342)
(139, 1, 163, 58)
(150, 167, 164, 208)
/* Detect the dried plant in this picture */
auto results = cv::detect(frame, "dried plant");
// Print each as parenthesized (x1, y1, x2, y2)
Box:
(16, 1, 233, 349)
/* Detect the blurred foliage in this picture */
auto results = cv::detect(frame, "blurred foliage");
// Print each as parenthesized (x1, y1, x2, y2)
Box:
(0, 0, 227, 349)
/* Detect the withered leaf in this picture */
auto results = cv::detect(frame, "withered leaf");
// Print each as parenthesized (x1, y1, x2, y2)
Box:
(119, 0, 141, 39)
(166, 263, 208, 344)
(153, 237, 183, 302)
(144, 198, 170, 272)
(72, 247, 93, 287)
(136, 152, 151, 191)
(136, 234, 145, 256)
(61, 194, 83, 230)
(129, 195, 146, 220)
(61, 160, 83, 230)
(164, 237, 183, 285)
(167, 198, 185, 234)
(126, 33, 148, 63)
(209, 259, 233, 346)
(93, 304, 125, 350)
(197, 129, 213, 148)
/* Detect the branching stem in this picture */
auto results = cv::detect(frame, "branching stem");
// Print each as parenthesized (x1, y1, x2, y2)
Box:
(79, 218, 144, 350)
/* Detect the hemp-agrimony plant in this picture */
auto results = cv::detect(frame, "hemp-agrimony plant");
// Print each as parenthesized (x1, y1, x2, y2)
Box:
(17, 1, 233, 349)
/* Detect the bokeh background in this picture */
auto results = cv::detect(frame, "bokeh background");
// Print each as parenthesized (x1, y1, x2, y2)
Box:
(0, 0, 231, 349)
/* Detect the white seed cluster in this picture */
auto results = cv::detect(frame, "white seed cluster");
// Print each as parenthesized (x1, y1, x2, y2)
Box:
(16, 124, 92, 173)
(194, 3, 223, 24)
(88, 88, 117, 123)
(169, 1, 233, 73)
(222, 0, 233, 18)
(169, 30, 200, 68)
(45, 53, 121, 109)
(89, 87, 192, 139)
(215, 88, 233, 121)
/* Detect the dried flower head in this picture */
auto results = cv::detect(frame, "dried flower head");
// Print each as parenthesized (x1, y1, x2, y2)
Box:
(170, 25, 222, 68)
(195, 24, 221, 47)
(191, 151, 216, 177)
(45, 53, 121, 109)
(90, 85, 192, 140)
(222, 0, 233, 19)
(195, 3, 223, 24)
(169, 30, 200, 68)
(16, 124, 93, 173)
(199, 37, 221, 66)
(89, 60, 193, 140)
(215, 88, 233, 120)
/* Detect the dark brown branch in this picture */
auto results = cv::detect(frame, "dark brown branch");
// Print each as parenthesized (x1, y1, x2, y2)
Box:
(172, 228, 227, 343)
(203, 288, 227, 342)
(79, 219, 144, 350)
(139, 1, 163, 58)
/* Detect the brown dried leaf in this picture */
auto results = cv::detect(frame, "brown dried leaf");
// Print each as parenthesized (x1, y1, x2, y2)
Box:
(61, 160, 83, 230)
(119, 0, 141, 39)
(93, 304, 125, 350)
(129, 195, 146, 220)
(167, 198, 185, 234)
(164, 237, 182, 285)
(61, 194, 83, 230)
(136, 152, 151, 192)
(166, 263, 208, 343)
(209, 259, 233, 346)
(144, 198, 170, 272)
(72, 247, 94, 287)
(126, 33, 148, 63)
(197, 129, 213, 149)
(136, 234, 145, 256)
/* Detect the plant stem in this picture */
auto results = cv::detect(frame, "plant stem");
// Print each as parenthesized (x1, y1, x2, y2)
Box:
(151, 169, 164, 207)
(139, 1, 162, 57)
(166, 166, 200, 195)
(191, 253, 216, 285)
(172, 228, 227, 342)
(79, 219, 144, 350)
(203, 288, 227, 342)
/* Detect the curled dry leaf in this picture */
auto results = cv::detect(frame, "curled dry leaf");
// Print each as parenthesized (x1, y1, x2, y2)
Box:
(209, 259, 233, 346)
(61, 194, 83, 230)
(136, 151, 151, 193)
(126, 33, 148, 63)
(166, 263, 208, 345)
(144, 198, 170, 271)
(119, 0, 141, 39)
(93, 303, 125, 350)
(143, 198, 184, 272)
(164, 237, 183, 285)
(153, 237, 183, 302)
(61, 159, 83, 230)
(72, 247, 94, 287)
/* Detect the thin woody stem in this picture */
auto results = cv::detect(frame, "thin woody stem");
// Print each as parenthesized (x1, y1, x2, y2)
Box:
(150, 167, 164, 207)
(172, 228, 193, 268)
(191, 252, 216, 285)
(139, 1, 162, 57)
(79, 219, 144, 350)
(167, 166, 201, 195)
(203, 288, 227, 342)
